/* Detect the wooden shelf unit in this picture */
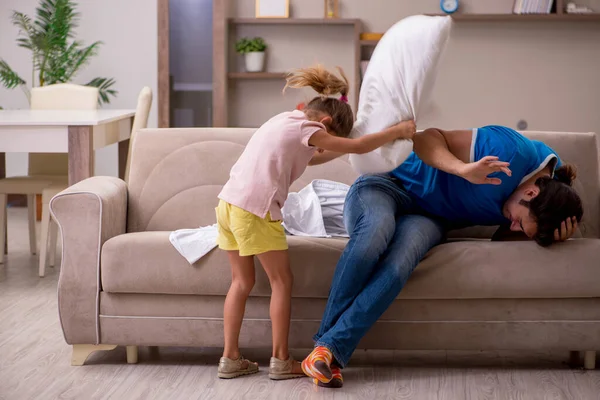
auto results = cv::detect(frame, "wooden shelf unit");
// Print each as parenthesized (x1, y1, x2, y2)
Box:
(230, 18, 361, 25)
(228, 72, 287, 79)
(214, 15, 363, 127)
(433, 13, 600, 21)
(360, 40, 380, 47)
(212, 0, 600, 127)
(360, 13, 600, 47)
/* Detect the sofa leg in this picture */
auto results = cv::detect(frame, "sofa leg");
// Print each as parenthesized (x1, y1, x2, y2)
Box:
(126, 346, 139, 364)
(569, 351, 581, 367)
(584, 351, 596, 370)
(71, 344, 117, 366)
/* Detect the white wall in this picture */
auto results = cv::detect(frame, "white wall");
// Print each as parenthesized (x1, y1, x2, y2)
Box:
(0, 0, 158, 177)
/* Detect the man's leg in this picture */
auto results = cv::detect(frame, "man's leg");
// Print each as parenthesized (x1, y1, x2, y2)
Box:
(314, 175, 413, 342)
(316, 214, 445, 368)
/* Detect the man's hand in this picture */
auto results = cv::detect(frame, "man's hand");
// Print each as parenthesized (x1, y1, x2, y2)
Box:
(554, 216, 578, 242)
(458, 156, 512, 185)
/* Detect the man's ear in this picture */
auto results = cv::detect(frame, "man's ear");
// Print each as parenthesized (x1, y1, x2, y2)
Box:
(525, 186, 541, 200)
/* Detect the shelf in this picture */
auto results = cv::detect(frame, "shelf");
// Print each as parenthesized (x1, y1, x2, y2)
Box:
(429, 13, 600, 21)
(228, 72, 287, 80)
(229, 18, 360, 25)
(173, 83, 213, 92)
(360, 40, 380, 46)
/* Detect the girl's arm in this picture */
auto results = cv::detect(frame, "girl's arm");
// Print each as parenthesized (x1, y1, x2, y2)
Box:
(309, 150, 344, 166)
(308, 120, 416, 155)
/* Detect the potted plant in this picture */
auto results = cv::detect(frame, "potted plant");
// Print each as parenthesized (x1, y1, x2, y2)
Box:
(0, 0, 117, 106)
(235, 37, 267, 73)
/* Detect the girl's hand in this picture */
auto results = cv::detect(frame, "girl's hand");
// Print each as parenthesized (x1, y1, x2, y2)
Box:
(389, 120, 417, 140)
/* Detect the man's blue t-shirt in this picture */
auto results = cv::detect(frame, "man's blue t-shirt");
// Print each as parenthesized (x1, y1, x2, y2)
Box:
(390, 125, 561, 226)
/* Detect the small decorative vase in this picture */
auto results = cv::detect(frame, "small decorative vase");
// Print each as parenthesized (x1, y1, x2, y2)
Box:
(245, 52, 265, 72)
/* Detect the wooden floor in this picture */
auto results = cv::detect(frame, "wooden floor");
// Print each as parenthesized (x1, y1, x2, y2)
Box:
(1, 208, 599, 400)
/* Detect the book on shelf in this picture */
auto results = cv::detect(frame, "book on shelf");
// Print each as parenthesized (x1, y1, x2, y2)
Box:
(513, 0, 555, 14)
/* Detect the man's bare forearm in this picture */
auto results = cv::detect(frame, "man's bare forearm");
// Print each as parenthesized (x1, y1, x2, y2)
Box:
(412, 128, 468, 177)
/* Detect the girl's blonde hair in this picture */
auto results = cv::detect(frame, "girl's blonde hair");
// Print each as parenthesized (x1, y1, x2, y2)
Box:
(284, 65, 354, 138)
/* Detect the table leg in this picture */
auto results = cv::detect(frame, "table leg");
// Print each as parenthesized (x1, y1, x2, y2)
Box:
(118, 139, 130, 181)
(0, 152, 6, 255)
(118, 115, 135, 181)
(68, 126, 93, 186)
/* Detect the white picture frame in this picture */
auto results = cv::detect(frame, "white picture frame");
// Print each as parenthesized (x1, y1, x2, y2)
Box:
(256, 0, 290, 18)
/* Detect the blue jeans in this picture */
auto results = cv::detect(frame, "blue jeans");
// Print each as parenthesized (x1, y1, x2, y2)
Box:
(313, 174, 446, 367)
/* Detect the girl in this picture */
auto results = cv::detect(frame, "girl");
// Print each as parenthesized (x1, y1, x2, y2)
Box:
(216, 65, 416, 380)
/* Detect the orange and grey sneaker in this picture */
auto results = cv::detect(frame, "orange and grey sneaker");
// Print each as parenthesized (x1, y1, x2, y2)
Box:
(301, 346, 333, 383)
(314, 365, 343, 388)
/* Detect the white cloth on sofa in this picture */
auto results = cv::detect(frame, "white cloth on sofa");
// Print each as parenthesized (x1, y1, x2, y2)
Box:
(282, 179, 349, 238)
(169, 179, 350, 264)
(169, 224, 219, 264)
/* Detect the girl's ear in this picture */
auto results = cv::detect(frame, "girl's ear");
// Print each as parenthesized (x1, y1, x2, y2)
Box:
(320, 116, 332, 127)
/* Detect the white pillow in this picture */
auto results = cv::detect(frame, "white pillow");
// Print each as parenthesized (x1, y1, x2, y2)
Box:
(349, 15, 453, 174)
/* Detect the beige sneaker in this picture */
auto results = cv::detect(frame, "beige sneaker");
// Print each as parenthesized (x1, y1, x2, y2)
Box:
(268, 356, 306, 380)
(217, 356, 259, 379)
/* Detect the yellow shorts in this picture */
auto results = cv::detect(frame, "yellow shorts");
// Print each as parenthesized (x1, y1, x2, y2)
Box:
(216, 200, 288, 256)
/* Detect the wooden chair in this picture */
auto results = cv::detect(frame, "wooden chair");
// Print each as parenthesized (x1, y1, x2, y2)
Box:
(0, 84, 98, 265)
(38, 86, 153, 277)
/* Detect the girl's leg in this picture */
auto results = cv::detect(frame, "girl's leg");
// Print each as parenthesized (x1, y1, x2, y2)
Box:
(256, 250, 302, 374)
(223, 250, 256, 359)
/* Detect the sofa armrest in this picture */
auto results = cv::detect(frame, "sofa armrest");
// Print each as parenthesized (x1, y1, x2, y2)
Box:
(50, 176, 127, 344)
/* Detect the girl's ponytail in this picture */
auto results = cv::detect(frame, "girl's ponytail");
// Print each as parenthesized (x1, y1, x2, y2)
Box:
(284, 65, 349, 98)
(284, 65, 354, 138)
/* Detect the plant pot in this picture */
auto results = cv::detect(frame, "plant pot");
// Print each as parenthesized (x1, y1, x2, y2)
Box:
(244, 52, 265, 72)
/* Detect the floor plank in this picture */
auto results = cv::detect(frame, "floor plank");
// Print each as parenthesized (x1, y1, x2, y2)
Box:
(1, 208, 599, 400)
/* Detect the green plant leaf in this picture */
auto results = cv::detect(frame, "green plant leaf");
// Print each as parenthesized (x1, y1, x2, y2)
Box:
(35, 0, 79, 85)
(235, 37, 267, 54)
(85, 77, 117, 105)
(65, 41, 101, 81)
(12, 12, 37, 51)
(2, 0, 117, 105)
(0, 59, 26, 89)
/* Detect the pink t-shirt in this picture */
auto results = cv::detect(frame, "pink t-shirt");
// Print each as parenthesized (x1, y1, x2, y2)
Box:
(218, 110, 325, 221)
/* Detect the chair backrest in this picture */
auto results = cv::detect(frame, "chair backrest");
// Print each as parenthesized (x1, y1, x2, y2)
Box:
(29, 84, 99, 176)
(124, 87, 153, 183)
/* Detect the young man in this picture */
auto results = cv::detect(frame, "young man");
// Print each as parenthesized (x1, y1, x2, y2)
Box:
(302, 125, 582, 387)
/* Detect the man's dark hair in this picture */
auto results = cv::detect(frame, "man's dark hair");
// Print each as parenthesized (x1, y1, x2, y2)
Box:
(520, 164, 583, 247)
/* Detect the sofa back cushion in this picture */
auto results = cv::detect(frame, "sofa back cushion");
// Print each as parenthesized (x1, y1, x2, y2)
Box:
(128, 128, 599, 238)
(451, 131, 600, 239)
(127, 128, 359, 232)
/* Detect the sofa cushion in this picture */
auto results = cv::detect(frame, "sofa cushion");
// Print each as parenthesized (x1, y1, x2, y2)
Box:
(101, 232, 600, 299)
(127, 129, 600, 239)
(126, 129, 359, 233)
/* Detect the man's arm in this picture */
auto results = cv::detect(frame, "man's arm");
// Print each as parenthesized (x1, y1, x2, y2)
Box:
(412, 128, 472, 173)
(413, 128, 512, 185)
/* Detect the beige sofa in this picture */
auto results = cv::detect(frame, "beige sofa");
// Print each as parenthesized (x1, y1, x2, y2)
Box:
(51, 128, 600, 368)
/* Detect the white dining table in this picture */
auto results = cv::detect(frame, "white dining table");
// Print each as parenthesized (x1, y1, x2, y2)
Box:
(0, 109, 136, 185)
